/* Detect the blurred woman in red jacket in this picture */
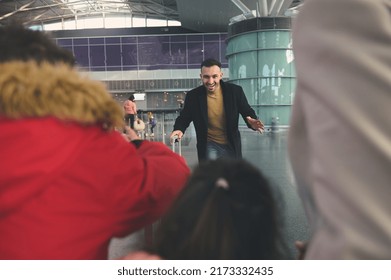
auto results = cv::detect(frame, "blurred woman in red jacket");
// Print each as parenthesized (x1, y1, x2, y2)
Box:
(0, 25, 190, 260)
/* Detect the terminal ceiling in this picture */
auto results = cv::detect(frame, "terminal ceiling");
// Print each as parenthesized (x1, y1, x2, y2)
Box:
(0, 0, 303, 32)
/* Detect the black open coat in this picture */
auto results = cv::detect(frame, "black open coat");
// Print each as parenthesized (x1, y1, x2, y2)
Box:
(173, 80, 258, 161)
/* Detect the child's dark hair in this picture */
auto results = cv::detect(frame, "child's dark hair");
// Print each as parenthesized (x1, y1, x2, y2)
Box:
(152, 158, 289, 259)
(0, 24, 75, 65)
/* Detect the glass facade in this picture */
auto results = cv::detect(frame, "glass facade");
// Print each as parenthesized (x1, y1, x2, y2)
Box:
(227, 30, 295, 126)
(56, 33, 228, 71)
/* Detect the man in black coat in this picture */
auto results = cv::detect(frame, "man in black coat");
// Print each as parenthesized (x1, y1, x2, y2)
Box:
(170, 58, 264, 161)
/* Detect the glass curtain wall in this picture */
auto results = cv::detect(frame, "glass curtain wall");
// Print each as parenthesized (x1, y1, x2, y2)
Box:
(226, 20, 295, 126)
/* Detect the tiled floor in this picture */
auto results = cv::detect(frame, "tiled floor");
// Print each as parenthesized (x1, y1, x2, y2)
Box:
(109, 125, 311, 259)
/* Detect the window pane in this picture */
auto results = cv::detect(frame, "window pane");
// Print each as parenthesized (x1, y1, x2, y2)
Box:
(105, 37, 120, 44)
(171, 43, 186, 64)
(90, 45, 105, 67)
(73, 38, 88, 45)
(203, 42, 219, 61)
(187, 42, 203, 65)
(57, 38, 72, 47)
(122, 44, 137, 66)
(74, 46, 89, 67)
(106, 44, 121, 66)
(89, 38, 104, 45)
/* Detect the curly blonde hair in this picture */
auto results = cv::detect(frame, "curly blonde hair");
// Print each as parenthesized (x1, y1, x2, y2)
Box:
(0, 61, 124, 130)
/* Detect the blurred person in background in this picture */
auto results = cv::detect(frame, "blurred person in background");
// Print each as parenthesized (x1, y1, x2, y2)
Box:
(123, 93, 137, 129)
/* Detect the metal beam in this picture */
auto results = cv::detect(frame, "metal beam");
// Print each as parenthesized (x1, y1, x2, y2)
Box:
(276, 0, 294, 16)
(0, 0, 35, 21)
(269, 0, 294, 16)
(257, 0, 268, 16)
(231, 0, 254, 18)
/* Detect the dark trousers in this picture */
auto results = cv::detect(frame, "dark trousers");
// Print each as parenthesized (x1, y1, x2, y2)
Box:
(125, 114, 135, 129)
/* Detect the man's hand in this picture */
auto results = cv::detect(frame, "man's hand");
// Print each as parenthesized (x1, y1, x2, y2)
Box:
(170, 130, 183, 143)
(246, 116, 265, 134)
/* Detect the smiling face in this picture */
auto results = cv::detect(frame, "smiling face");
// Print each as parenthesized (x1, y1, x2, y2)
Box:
(200, 65, 223, 94)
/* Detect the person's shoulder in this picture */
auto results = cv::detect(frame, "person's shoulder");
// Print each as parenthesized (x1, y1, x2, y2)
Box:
(186, 85, 204, 98)
(189, 85, 204, 94)
(222, 81, 244, 95)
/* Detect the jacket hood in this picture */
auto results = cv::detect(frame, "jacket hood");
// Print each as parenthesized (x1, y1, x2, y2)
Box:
(0, 61, 124, 129)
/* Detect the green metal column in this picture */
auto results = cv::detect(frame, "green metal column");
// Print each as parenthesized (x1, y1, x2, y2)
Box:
(226, 17, 295, 127)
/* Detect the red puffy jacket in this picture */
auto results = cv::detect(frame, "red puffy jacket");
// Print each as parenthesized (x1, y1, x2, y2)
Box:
(0, 117, 189, 259)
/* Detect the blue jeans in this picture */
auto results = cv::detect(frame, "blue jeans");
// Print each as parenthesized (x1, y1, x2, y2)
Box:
(206, 141, 235, 160)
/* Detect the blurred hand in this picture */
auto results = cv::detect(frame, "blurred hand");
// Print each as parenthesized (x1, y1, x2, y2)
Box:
(246, 116, 265, 134)
(122, 126, 140, 142)
(170, 130, 183, 143)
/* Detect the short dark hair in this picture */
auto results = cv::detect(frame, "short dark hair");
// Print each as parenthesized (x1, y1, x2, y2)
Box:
(201, 58, 221, 69)
(0, 24, 75, 65)
(152, 158, 289, 260)
(128, 94, 135, 101)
